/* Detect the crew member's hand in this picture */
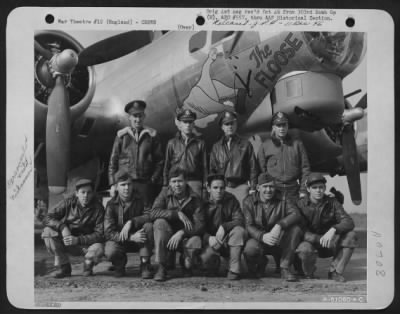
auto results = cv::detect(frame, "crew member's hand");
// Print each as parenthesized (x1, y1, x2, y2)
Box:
(262, 232, 277, 246)
(320, 227, 336, 248)
(63, 235, 78, 246)
(129, 228, 147, 243)
(215, 226, 225, 242)
(61, 226, 71, 238)
(269, 224, 282, 244)
(208, 236, 218, 248)
(178, 211, 193, 231)
(249, 189, 256, 195)
(119, 220, 132, 242)
(299, 192, 307, 199)
(167, 230, 184, 250)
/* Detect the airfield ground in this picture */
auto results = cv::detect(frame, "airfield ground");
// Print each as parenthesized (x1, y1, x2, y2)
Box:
(34, 214, 367, 305)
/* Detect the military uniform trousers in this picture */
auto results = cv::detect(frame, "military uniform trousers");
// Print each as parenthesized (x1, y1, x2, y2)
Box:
(244, 225, 303, 270)
(200, 226, 247, 274)
(226, 184, 249, 209)
(131, 181, 158, 208)
(105, 222, 154, 269)
(187, 180, 203, 199)
(153, 218, 202, 265)
(42, 227, 104, 267)
(296, 230, 358, 275)
(276, 183, 300, 203)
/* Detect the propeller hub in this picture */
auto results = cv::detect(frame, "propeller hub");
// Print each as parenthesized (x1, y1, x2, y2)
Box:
(35, 57, 55, 88)
(50, 49, 79, 75)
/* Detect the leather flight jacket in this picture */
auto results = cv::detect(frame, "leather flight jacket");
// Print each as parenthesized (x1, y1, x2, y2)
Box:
(43, 195, 105, 245)
(257, 134, 310, 195)
(210, 134, 259, 190)
(150, 185, 205, 237)
(243, 192, 301, 242)
(104, 193, 151, 242)
(163, 132, 208, 186)
(297, 195, 355, 236)
(108, 127, 164, 185)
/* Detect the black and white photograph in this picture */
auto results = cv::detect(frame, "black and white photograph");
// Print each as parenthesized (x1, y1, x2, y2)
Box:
(6, 7, 394, 310)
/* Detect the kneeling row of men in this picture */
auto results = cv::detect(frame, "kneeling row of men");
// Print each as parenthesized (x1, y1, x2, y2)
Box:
(42, 169, 357, 282)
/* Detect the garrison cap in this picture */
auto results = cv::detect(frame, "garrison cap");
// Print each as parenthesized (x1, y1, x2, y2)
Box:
(219, 111, 238, 125)
(177, 109, 197, 122)
(272, 111, 289, 125)
(257, 173, 275, 186)
(75, 178, 94, 190)
(306, 173, 327, 187)
(114, 170, 132, 183)
(207, 173, 226, 186)
(124, 100, 146, 114)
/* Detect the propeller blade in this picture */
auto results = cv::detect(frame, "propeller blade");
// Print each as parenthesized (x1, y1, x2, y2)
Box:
(78, 31, 153, 66)
(344, 89, 362, 99)
(46, 76, 71, 194)
(228, 31, 244, 56)
(34, 40, 53, 60)
(355, 94, 367, 109)
(341, 125, 362, 205)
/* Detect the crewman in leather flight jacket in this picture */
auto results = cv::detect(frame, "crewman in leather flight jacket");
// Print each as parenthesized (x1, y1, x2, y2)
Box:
(109, 100, 164, 207)
(104, 171, 154, 278)
(243, 173, 302, 281)
(258, 111, 310, 201)
(200, 173, 247, 280)
(163, 109, 208, 198)
(295, 173, 357, 282)
(209, 111, 259, 207)
(151, 167, 205, 282)
(42, 179, 104, 278)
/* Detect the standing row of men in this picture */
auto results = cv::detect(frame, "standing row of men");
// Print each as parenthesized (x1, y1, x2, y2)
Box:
(42, 100, 357, 283)
(109, 99, 310, 207)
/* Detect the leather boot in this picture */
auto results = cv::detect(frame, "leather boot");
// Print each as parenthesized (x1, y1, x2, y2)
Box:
(333, 247, 354, 275)
(179, 254, 193, 277)
(166, 251, 176, 270)
(154, 264, 167, 282)
(281, 268, 298, 282)
(54, 263, 71, 279)
(228, 246, 242, 276)
(83, 260, 94, 277)
(245, 255, 267, 279)
(140, 262, 153, 279)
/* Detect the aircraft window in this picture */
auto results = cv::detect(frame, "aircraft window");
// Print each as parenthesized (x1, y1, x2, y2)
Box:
(211, 31, 235, 44)
(79, 118, 95, 137)
(222, 31, 260, 56)
(189, 31, 207, 53)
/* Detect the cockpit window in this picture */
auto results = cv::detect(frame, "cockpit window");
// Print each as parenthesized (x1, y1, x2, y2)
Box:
(217, 31, 260, 57)
(189, 31, 207, 53)
(211, 31, 235, 44)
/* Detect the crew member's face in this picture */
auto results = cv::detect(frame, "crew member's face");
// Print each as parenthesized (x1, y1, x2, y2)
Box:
(117, 179, 133, 200)
(169, 174, 187, 196)
(129, 112, 145, 130)
(76, 186, 94, 207)
(272, 122, 289, 139)
(207, 179, 225, 202)
(180, 120, 194, 135)
(258, 183, 276, 201)
(307, 183, 326, 202)
(221, 120, 237, 137)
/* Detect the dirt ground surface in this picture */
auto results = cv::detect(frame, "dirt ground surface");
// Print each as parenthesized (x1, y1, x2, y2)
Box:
(34, 242, 366, 306)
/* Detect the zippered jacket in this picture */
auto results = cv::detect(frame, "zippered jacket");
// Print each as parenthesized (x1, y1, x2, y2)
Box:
(210, 134, 259, 190)
(44, 195, 104, 245)
(108, 126, 164, 185)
